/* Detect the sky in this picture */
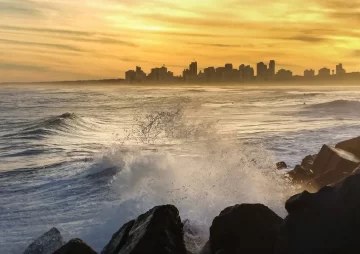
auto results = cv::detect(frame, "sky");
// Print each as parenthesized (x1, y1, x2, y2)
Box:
(1, 0, 360, 82)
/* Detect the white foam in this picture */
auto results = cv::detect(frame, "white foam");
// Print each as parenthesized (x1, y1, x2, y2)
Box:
(80, 103, 295, 253)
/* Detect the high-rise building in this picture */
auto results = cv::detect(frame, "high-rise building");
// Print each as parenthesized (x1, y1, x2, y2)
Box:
(126, 66, 146, 83)
(276, 69, 293, 79)
(204, 67, 216, 82)
(318, 67, 331, 77)
(336, 63, 346, 75)
(225, 63, 233, 71)
(257, 62, 268, 80)
(245, 65, 255, 79)
(189, 62, 198, 76)
(183, 69, 191, 81)
(125, 70, 136, 83)
(268, 60, 275, 77)
(240, 65, 254, 81)
(135, 66, 146, 82)
(304, 69, 315, 77)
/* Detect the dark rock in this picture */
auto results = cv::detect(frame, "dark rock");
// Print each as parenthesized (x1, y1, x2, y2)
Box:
(210, 204, 283, 254)
(276, 161, 287, 170)
(310, 145, 360, 188)
(300, 154, 316, 170)
(101, 204, 187, 254)
(287, 165, 314, 183)
(53, 239, 97, 254)
(100, 220, 134, 254)
(287, 154, 316, 184)
(23, 227, 64, 254)
(336, 136, 360, 158)
(276, 172, 360, 254)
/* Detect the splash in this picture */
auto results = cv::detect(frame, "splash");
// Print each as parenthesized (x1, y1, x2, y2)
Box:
(81, 100, 295, 253)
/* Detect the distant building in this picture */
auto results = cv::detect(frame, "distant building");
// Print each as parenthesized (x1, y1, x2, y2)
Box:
(276, 69, 293, 80)
(223, 63, 235, 81)
(240, 65, 254, 81)
(336, 63, 346, 75)
(257, 62, 268, 80)
(125, 66, 146, 83)
(125, 70, 136, 83)
(147, 66, 169, 81)
(268, 60, 276, 77)
(304, 69, 315, 77)
(225, 63, 233, 71)
(189, 62, 198, 76)
(204, 67, 216, 82)
(318, 67, 331, 77)
(216, 67, 226, 81)
(135, 66, 146, 82)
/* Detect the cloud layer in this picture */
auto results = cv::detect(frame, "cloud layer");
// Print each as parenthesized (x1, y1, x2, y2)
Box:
(1, 0, 360, 82)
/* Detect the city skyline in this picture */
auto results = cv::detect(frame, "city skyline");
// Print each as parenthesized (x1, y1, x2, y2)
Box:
(124, 60, 359, 84)
(1, 0, 360, 83)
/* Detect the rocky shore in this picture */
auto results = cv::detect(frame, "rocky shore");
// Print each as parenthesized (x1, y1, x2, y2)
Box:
(22, 136, 360, 254)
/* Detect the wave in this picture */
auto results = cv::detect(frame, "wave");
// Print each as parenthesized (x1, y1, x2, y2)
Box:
(79, 141, 295, 253)
(308, 99, 360, 109)
(3, 112, 97, 139)
(76, 103, 296, 253)
(303, 100, 360, 117)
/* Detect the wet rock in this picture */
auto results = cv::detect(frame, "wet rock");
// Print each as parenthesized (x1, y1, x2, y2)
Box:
(23, 227, 64, 254)
(310, 145, 360, 187)
(276, 161, 287, 170)
(287, 165, 314, 183)
(300, 154, 316, 170)
(287, 154, 316, 183)
(276, 172, 360, 254)
(101, 205, 187, 254)
(53, 239, 97, 254)
(210, 204, 283, 254)
(336, 136, 360, 158)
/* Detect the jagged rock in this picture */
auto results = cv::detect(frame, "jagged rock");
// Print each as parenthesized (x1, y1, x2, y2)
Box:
(276, 172, 360, 254)
(310, 145, 360, 187)
(210, 204, 283, 254)
(287, 154, 316, 183)
(336, 136, 360, 158)
(276, 161, 287, 170)
(300, 154, 316, 170)
(287, 165, 314, 183)
(23, 227, 64, 254)
(101, 205, 187, 254)
(53, 239, 97, 254)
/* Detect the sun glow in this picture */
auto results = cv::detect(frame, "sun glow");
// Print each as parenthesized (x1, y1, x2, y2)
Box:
(1, 0, 360, 82)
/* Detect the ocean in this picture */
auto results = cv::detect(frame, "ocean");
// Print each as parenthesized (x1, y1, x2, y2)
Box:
(1, 84, 360, 253)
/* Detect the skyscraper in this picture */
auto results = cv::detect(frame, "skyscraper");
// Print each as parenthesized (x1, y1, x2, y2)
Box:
(257, 62, 268, 80)
(268, 60, 275, 77)
(189, 62, 198, 76)
(304, 69, 315, 77)
(318, 67, 331, 77)
(336, 63, 346, 75)
(225, 63, 233, 71)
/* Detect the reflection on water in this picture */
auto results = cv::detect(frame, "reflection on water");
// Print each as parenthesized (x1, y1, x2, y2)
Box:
(1, 84, 360, 253)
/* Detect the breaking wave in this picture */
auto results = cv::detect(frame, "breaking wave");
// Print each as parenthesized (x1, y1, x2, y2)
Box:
(299, 99, 360, 118)
(3, 112, 98, 139)
(79, 103, 295, 253)
(308, 99, 360, 111)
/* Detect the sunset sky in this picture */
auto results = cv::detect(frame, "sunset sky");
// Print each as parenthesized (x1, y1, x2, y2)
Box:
(1, 0, 360, 82)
